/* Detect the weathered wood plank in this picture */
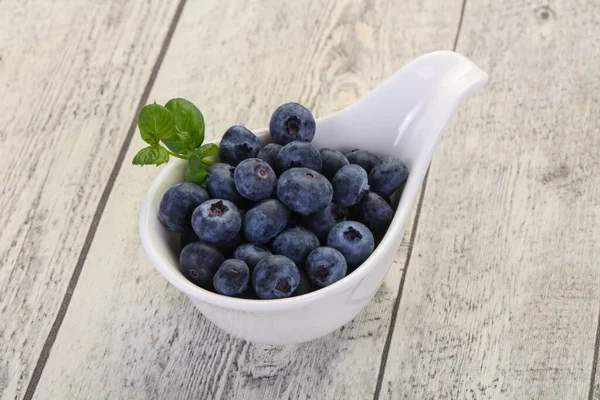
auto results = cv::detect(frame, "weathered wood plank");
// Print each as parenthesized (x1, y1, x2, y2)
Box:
(0, 0, 182, 398)
(593, 328, 600, 400)
(32, 0, 464, 398)
(380, 1, 600, 399)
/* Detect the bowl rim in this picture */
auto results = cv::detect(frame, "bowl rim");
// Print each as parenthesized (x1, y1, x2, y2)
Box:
(139, 128, 421, 312)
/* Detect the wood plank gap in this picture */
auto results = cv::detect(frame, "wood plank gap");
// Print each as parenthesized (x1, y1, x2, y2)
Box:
(372, 168, 430, 400)
(452, 0, 467, 50)
(588, 309, 600, 400)
(21, 0, 188, 398)
(372, 1, 467, 398)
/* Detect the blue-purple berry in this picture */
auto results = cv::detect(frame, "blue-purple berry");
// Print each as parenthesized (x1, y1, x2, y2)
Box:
(253, 255, 300, 299)
(276, 142, 322, 174)
(369, 157, 409, 197)
(256, 143, 283, 171)
(206, 163, 246, 207)
(219, 125, 262, 166)
(158, 183, 209, 232)
(234, 158, 277, 201)
(233, 243, 272, 270)
(242, 199, 290, 244)
(305, 247, 348, 287)
(303, 203, 346, 243)
(356, 192, 394, 240)
(345, 149, 380, 173)
(276, 168, 333, 215)
(191, 199, 242, 244)
(179, 242, 225, 289)
(332, 164, 369, 207)
(320, 148, 349, 180)
(272, 227, 320, 265)
(327, 221, 374, 269)
(269, 102, 316, 145)
(213, 259, 250, 297)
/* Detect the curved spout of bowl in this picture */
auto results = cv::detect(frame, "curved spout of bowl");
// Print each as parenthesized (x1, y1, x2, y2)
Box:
(312, 51, 489, 174)
(310, 51, 488, 308)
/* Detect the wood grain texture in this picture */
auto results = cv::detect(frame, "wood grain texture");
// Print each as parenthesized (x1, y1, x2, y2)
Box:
(594, 324, 600, 400)
(0, 0, 182, 398)
(31, 0, 464, 399)
(380, 1, 600, 399)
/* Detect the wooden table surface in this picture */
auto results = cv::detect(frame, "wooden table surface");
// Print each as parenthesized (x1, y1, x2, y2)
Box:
(2, 0, 600, 399)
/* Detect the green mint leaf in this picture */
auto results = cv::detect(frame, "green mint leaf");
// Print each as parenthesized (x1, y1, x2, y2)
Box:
(132, 145, 169, 166)
(191, 143, 218, 159)
(186, 144, 217, 184)
(161, 131, 194, 155)
(138, 103, 176, 145)
(186, 162, 209, 184)
(187, 164, 208, 184)
(165, 98, 205, 148)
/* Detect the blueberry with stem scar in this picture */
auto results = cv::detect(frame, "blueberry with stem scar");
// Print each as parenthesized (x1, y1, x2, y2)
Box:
(191, 199, 242, 244)
(218, 125, 262, 166)
(327, 221, 374, 269)
(252, 255, 300, 299)
(305, 247, 347, 287)
(269, 103, 316, 145)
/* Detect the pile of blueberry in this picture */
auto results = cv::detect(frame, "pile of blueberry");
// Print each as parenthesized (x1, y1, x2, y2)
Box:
(157, 103, 408, 299)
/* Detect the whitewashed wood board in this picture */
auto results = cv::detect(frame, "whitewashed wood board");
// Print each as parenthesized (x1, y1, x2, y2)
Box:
(31, 0, 465, 399)
(379, 0, 600, 399)
(0, 0, 184, 398)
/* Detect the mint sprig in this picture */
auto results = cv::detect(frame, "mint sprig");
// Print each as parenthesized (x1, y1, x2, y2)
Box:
(132, 98, 214, 184)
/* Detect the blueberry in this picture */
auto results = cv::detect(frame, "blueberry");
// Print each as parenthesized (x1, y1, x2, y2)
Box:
(327, 221, 375, 268)
(180, 226, 200, 249)
(233, 243, 272, 269)
(320, 148, 349, 180)
(206, 163, 246, 207)
(356, 192, 394, 240)
(252, 255, 300, 299)
(305, 247, 348, 287)
(369, 157, 409, 197)
(256, 143, 283, 171)
(179, 242, 225, 289)
(303, 202, 346, 243)
(276, 142, 322, 174)
(213, 259, 250, 297)
(345, 149, 380, 173)
(233, 158, 276, 201)
(331, 164, 369, 207)
(219, 125, 262, 166)
(294, 267, 315, 296)
(243, 199, 290, 244)
(272, 227, 320, 265)
(158, 183, 209, 232)
(276, 168, 333, 215)
(269, 102, 316, 145)
(191, 199, 242, 244)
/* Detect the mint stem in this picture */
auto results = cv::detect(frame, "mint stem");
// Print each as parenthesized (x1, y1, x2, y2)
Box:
(166, 150, 189, 160)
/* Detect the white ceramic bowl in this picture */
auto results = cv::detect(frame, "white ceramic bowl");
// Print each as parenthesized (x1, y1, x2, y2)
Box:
(140, 51, 488, 345)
